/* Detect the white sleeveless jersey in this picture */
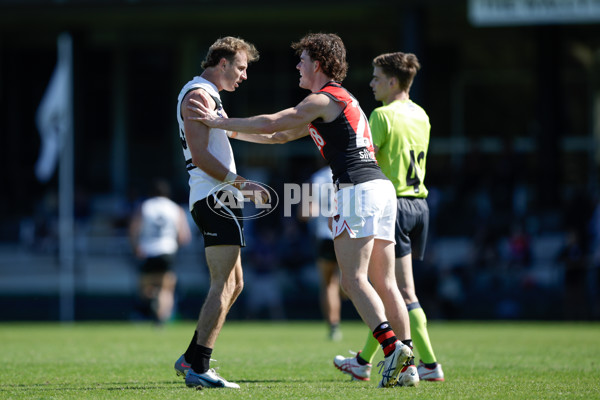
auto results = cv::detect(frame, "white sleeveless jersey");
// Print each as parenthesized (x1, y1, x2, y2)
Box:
(138, 196, 181, 257)
(176, 76, 237, 210)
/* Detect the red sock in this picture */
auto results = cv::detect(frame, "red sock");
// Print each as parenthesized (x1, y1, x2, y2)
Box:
(372, 322, 398, 357)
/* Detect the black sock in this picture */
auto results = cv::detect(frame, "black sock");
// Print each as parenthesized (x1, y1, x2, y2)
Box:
(356, 353, 369, 365)
(183, 331, 197, 362)
(424, 362, 438, 369)
(191, 344, 212, 374)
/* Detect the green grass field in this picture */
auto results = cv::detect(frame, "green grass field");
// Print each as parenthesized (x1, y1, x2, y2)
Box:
(0, 320, 598, 399)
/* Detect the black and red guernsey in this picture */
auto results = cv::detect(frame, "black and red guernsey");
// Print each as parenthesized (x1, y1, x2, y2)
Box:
(308, 81, 387, 186)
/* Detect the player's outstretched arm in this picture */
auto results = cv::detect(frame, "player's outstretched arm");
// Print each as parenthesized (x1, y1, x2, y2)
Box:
(230, 125, 309, 144)
(187, 92, 330, 135)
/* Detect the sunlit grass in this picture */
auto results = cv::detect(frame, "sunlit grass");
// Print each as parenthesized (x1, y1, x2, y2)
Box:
(0, 320, 598, 399)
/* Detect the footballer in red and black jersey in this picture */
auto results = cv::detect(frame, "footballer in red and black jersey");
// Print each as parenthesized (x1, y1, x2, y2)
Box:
(308, 82, 387, 186)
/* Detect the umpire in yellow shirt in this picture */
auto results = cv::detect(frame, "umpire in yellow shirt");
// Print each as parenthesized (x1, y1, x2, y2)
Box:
(369, 52, 444, 382)
(336, 52, 446, 383)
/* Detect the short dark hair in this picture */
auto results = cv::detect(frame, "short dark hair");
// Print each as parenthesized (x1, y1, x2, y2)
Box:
(291, 33, 348, 82)
(150, 178, 171, 198)
(201, 36, 259, 69)
(372, 52, 421, 92)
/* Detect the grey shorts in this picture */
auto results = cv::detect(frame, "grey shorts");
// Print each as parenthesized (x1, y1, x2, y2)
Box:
(395, 197, 429, 260)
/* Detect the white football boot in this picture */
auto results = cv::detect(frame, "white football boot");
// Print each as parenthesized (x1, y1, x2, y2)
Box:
(376, 341, 413, 388)
(396, 364, 420, 387)
(185, 368, 240, 389)
(417, 360, 445, 382)
(333, 351, 372, 381)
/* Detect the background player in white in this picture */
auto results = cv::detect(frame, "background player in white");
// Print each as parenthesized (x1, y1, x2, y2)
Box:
(187, 33, 415, 388)
(129, 178, 191, 325)
(172, 36, 266, 390)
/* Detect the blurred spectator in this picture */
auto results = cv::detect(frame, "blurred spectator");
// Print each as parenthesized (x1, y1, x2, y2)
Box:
(589, 196, 600, 318)
(244, 227, 285, 320)
(437, 267, 464, 319)
(278, 217, 315, 275)
(557, 229, 588, 320)
(507, 221, 532, 270)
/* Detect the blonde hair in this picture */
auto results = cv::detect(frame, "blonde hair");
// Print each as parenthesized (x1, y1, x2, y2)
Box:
(201, 36, 259, 69)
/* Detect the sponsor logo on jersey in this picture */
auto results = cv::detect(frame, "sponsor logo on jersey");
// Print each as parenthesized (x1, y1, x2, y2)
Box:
(359, 148, 373, 161)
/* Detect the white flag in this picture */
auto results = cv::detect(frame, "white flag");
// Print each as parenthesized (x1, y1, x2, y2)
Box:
(35, 33, 73, 182)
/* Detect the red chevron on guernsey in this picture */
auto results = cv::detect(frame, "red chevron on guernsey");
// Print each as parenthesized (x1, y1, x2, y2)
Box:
(308, 82, 379, 185)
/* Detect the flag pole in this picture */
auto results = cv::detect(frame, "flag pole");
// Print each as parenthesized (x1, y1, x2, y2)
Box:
(57, 32, 75, 322)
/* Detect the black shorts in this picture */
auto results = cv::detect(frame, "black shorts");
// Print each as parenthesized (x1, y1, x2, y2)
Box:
(395, 197, 429, 260)
(317, 238, 336, 262)
(191, 191, 246, 248)
(140, 254, 174, 274)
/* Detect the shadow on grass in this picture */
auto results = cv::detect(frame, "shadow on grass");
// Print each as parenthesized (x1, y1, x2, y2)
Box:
(0, 377, 346, 393)
(0, 380, 182, 392)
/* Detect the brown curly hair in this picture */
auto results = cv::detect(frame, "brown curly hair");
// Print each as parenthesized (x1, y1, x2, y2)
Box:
(291, 33, 348, 82)
(201, 36, 259, 69)
(372, 52, 420, 92)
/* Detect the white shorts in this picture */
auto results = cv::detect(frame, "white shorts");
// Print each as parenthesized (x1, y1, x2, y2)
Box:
(331, 179, 396, 243)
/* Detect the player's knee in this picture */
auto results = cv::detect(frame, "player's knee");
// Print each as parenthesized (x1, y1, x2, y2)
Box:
(339, 275, 361, 296)
(233, 279, 244, 297)
(224, 276, 243, 297)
